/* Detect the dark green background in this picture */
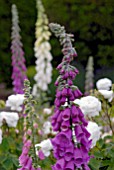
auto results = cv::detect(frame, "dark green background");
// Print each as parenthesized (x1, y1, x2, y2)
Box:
(0, 0, 114, 92)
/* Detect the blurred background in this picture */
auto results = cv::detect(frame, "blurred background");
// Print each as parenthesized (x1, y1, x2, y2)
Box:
(0, 0, 114, 99)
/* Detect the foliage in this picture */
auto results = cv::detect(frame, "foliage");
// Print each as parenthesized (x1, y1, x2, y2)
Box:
(89, 136, 114, 170)
(0, 119, 23, 169)
(88, 81, 114, 170)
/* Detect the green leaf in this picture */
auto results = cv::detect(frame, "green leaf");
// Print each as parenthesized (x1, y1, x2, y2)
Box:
(89, 158, 100, 170)
(0, 138, 9, 153)
(0, 155, 7, 164)
(2, 157, 13, 170)
(94, 151, 104, 159)
(101, 160, 111, 166)
(11, 156, 19, 167)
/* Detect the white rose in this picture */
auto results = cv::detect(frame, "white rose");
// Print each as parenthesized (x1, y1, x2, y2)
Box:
(0, 112, 19, 127)
(6, 94, 24, 112)
(0, 129, 2, 144)
(35, 139, 53, 157)
(86, 121, 101, 148)
(73, 96, 101, 117)
(96, 78, 112, 90)
(98, 90, 113, 102)
(43, 108, 52, 115)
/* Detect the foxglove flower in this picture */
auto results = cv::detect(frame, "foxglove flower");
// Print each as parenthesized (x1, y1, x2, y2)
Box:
(0, 111, 19, 128)
(73, 96, 101, 117)
(86, 121, 101, 148)
(85, 56, 94, 95)
(18, 80, 41, 170)
(50, 23, 91, 170)
(96, 78, 112, 91)
(11, 4, 27, 94)
(6, 94, 24, 111)
(33, 0, 53, 94)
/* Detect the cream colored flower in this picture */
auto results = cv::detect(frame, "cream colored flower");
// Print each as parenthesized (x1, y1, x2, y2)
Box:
(86, 121, 101, 148)
(98, 90, 113, 102)
(96, 78, 112, 90)
(0, 112, 19, 127)
(73, 96, 101, 117)
(35, 139, 53, 157)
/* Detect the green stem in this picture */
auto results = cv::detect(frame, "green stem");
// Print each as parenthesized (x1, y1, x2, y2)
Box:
(30, 102, 38, 167)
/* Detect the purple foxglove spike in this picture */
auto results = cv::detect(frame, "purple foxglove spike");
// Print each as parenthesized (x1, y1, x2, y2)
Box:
(55, 81, 59, 86)
(52, 122, 60, 132)
(38, 149, 45, 160)
(57, 63, 62, 70)
(52, 110, 60, 119)
(19, 154, 29, 166)
(69, 93, 75, 101)
(64, 161, 74, 170)
(73, 89, 82, 98)
(24, 157, 32, 169)
(66, 145, 74, 153)
(61, 88, 68, 96)
(64, 151, 73, 161)
(54, 98, 61, 107)
(60, 69, 65, 74)
(80, 117, 88, 126)
(72, 115, 80, 124)
(60, 96, 66, 105)
(51, 165, 58, 170)
(24, 139, 32, 147)
(52, 130, 72, 148)
(67, 79, 73, 86)
(71, 105, 79, 117)
(56, 90, 62, 98)
(75, 125, 84, 139)
(57, 112, 62, 123)
(22, 147, 29, 155)
(11, 4, 27, 94)
(67, 88, 73, 97)
(62, 108, 71, 121)
(61, 120, 70, 131)
(75, 68, 79, 74)
(49, 23, 91, 169)
(55, 158, 65, 169)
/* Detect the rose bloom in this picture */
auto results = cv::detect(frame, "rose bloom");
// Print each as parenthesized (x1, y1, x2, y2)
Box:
(6, 94, 24, 112)
(86, 121, 101, 148)
(73, 96, 101, 117)
(98, 90, 113, 102)
(96, 78, 112, 90)
(35, 139, 53, 157)
(0, 111, 19, 127)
